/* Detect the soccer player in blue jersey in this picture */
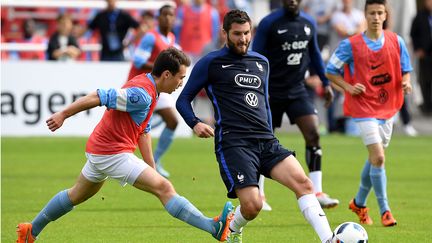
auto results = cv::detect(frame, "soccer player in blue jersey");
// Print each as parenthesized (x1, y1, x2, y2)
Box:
(252, 0, 338, 209)
(177, 10, 334, 243)
(16, 48, 234, 243)
(326, 0, 412, 227)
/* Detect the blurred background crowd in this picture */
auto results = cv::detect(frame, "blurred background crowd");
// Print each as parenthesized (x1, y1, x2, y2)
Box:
(1, 0, 431, 136)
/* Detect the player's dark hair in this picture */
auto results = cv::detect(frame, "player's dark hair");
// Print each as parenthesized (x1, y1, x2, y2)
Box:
(364, 0, 386, 11)
(223, 9, 251, 32)
(152, 47, 190, 77)
(364, 0, 388, 29)
(158, 4, 173, 16)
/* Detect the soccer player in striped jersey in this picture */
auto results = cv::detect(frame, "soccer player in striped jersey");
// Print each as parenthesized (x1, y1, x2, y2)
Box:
(16, 48, 234, 243)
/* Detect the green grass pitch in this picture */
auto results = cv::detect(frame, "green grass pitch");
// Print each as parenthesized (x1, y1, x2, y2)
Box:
(2, 134, 432, 242)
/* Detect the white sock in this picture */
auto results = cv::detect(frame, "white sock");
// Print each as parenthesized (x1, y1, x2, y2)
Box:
(229, 206, 248, 233)
(309, 171, 322, 193)
(258, 175, 265, 196)
(298, 194, 332, 243)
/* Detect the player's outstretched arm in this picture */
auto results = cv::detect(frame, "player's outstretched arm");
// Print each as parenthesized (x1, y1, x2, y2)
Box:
(46, 91, 101, 132)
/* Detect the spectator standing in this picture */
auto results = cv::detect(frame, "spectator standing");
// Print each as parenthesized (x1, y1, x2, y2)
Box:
(302, 0, 340, 52)
(410, 0, 432, 116)
(87, 0, 140, 61)
(174, 0, 220, 61)
(47, 14, 81, 61)
(330, 0, 366, 45)
(19, 19, 46, 60)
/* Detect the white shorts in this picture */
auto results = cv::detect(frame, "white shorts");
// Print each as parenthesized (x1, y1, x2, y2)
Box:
(82, 153, 149, 186)
(155, 93, 175, 111)
(355, 118, 394, 148)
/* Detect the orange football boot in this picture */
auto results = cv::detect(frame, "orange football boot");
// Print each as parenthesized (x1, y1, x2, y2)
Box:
(349, 199, 373, 225)
(381, 211, 397, 227)
(16, 223, 35, 243)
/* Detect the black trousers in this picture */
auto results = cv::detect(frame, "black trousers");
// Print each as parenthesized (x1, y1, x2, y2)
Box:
(418, 56, 432, 113)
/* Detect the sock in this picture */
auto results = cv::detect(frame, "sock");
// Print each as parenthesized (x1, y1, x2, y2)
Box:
(370, 165, 390, 215)
(164, 194, 214, 233)
(306, 146, 323, 194)
(154, 127, 175, 164)
(354, 160, 372, 207)
(306, 146, 322, 172)
(31, 190, 74, 237)
(298, 194, 332, 243)
(258, 175, 265, 196)
(229, 206, 248, 233)
(309, 171, 322, 193)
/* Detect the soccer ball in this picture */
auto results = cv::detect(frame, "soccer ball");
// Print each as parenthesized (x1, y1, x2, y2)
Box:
(332, 222, 368, 243)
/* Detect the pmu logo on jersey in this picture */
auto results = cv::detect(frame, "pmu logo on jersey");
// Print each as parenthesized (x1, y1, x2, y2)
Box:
(244, 92, 259, 108)
(235, 74, 261, 88)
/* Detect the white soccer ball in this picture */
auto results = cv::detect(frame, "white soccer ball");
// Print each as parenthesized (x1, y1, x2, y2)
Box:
(332, 222, 368, 243)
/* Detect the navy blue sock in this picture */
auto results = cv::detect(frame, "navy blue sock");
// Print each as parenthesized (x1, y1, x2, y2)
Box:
(31, 190, 74, 237)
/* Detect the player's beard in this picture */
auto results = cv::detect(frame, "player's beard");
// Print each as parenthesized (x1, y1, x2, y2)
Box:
(227, 36, 250, 55)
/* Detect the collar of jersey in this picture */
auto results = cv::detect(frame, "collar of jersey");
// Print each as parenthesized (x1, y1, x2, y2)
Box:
(146, 73, 159, 98)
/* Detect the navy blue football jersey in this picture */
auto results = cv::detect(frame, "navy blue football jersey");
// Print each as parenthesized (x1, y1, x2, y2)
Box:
(177, 46, 274, 143)
(253, 9, 329, 100)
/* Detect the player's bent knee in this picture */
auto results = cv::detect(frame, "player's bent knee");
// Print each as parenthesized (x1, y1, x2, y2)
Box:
(166, 120, 178, 130)
(371, 154, 385, 166)
(155, 178, 176, 198)
(68, 187, 93, 205)
(295, 176, 314, 196)
(240, 199, 262, 220)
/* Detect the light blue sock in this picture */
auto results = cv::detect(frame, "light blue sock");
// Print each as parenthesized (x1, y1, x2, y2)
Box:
(154, 127, 175, 164)
(355, 160, 372, 207)
(165, 194, 214, 233)
(370, 165, 390, 215)
(31, 190, 74, 237)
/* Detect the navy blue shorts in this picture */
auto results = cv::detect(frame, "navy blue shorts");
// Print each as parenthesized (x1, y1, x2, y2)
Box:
(215, 137, 294, 198)
(270, 96, 317, 126)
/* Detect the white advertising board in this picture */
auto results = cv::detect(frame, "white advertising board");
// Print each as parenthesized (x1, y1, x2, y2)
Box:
(1, 61, 192, 137)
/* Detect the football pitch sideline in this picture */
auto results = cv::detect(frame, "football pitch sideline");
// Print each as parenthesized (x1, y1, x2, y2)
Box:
(2, 134, 431, 242)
